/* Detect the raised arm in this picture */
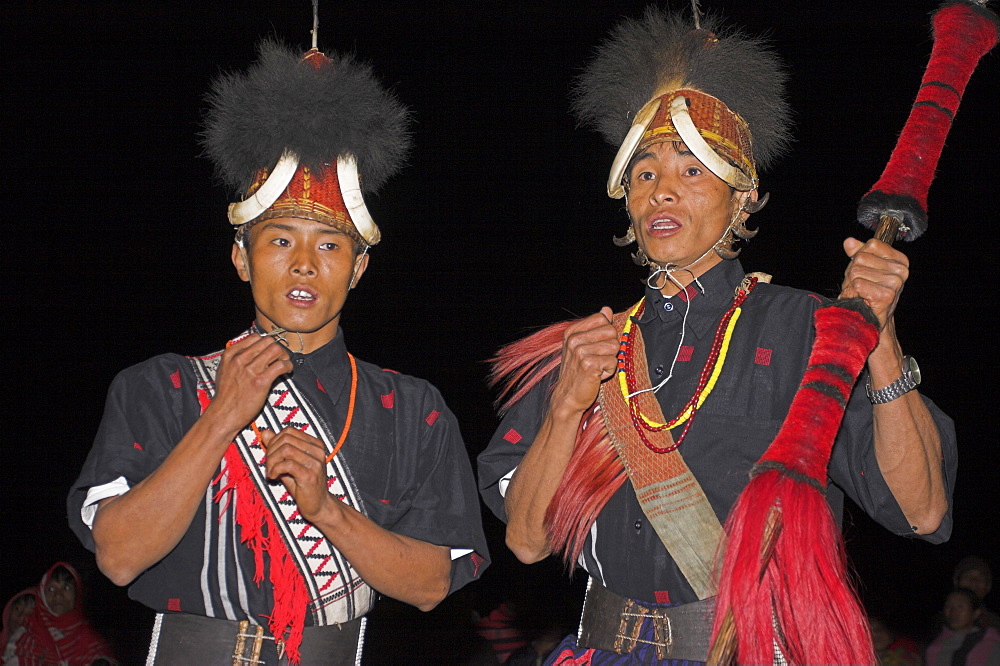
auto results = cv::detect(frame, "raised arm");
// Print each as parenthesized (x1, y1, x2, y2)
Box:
(92, 335, 292, 585)
(841, 237, 947, 534)
(502, 308, 619, 564)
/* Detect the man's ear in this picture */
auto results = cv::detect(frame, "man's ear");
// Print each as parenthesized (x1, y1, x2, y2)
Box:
(349, 251, 370, 289)
(232, 243, 251, 283)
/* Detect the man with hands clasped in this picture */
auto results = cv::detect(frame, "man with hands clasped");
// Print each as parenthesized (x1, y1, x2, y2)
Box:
(68, 41, 487, 665)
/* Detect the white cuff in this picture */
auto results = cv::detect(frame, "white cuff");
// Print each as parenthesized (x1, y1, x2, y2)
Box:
(498, 466, 517, 498)
(81, 476, 131, 527)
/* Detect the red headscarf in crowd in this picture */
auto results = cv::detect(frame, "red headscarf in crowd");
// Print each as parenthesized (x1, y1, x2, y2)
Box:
(1, 588, 37, 662)
(5, 562, 115, 666)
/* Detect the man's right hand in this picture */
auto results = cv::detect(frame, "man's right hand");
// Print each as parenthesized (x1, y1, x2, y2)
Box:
(206, 334, 294, 433)
(550, 307, 619, 415)
(503, 307, 618, 563)
(93, 334, 293, 586)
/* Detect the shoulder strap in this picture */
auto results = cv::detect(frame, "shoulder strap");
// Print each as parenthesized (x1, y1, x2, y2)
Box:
(188, 353, 375, 626)
(597, 306, 724, 600)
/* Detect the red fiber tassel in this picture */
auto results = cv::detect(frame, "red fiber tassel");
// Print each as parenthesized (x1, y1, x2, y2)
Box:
(715, 471, 875, 664)
(545, 404, 627, 566)
(215, 446, 269, 581)
(215, 444, 310, 664)
(711, 302, 880, 664)
(265, 533, 309, 665)
(490, 320, 574, 411)
(489, 316, 630, 567)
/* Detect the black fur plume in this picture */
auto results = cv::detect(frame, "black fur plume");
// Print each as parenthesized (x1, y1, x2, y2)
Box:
(203, 39, 411, 195)
(572, 8, 792, 172)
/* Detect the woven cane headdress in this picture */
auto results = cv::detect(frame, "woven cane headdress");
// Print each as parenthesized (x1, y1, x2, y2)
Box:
(572, 8, 791, 197)
(203, 39, 411, 246)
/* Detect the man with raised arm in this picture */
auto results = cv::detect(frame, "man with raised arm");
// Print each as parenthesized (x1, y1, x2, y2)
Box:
(478, 9, 955, 664)
(68, 40, 488, 665)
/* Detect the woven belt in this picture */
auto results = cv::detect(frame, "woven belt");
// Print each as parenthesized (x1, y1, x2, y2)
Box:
(148, 612, 364, 665)
(578, 579, 714, 662)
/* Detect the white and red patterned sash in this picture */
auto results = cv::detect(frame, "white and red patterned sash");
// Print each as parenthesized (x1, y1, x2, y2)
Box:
(188, 343, 375, 629)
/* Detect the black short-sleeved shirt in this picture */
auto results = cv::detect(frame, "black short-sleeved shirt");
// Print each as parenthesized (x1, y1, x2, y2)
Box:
(478, 259, 955, 605)
(68, 329, 489, 622)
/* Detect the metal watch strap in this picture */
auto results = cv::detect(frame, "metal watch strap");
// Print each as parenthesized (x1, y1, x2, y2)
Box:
(866, 356, 919, 404)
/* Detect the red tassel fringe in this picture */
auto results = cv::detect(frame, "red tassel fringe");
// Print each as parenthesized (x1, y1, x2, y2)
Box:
(489, 320, 574, 412)
(711, 304, 880, 665)
(714, 471, 876, 665)
(490, 318, 627, 567)
(545, 404, 627, 567)
(215, 445, 310, 664)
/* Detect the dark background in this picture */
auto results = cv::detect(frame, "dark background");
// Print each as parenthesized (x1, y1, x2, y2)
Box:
(5, 1, 998, 662)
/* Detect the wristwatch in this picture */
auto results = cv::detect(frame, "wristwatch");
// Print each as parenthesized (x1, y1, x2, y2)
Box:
(866, 355, 921, 404)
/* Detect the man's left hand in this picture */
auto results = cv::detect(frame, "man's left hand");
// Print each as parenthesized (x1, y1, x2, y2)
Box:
(841, 237, 909, 329)
(262, 428, 334, 523)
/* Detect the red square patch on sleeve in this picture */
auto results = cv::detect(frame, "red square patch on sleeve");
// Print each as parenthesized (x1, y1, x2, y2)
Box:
(654, 590, 671, 604)
(503, 429, 522, 444)
(169, 369, 182, 388)
(380, 391, 395, 409)
(167, 598, 182, 612)
(425, 410, 440, 426)
(754, 347, 772, 365)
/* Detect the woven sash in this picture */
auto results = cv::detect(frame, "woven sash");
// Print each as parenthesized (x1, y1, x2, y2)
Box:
(189, 349, 375, 625)
(597, 310, 724, 600)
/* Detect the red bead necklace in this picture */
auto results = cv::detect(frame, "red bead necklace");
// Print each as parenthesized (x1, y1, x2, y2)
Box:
(620, 276, 758, 453)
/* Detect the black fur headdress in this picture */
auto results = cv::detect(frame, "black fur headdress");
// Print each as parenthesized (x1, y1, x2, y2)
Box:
(572, 8, 792, 172)
(203, 39, 411, 196)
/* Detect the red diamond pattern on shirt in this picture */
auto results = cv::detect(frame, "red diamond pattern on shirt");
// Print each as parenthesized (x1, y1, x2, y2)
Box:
(503, 429, 522, 444)
(677, 345, 694, 362)
(754, 347, 773, 365)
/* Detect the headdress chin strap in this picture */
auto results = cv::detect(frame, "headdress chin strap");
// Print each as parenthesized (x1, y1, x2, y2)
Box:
(228, 152, 381, 246)
(607, 94, 756, 198)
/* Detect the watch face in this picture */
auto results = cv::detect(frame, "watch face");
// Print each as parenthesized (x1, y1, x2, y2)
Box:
(906, 356, 921, 385)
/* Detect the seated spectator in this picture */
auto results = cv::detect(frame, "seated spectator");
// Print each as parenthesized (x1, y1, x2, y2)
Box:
(2, 589, 37, 663)
(870, 615, 922, 665)
(926, 588, 1000, 666)
(5, 562, 115, 665)
(954, 556, 1000, 631)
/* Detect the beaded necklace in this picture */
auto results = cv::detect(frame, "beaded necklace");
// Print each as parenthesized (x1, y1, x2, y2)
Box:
(616, 275, 758, 453)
